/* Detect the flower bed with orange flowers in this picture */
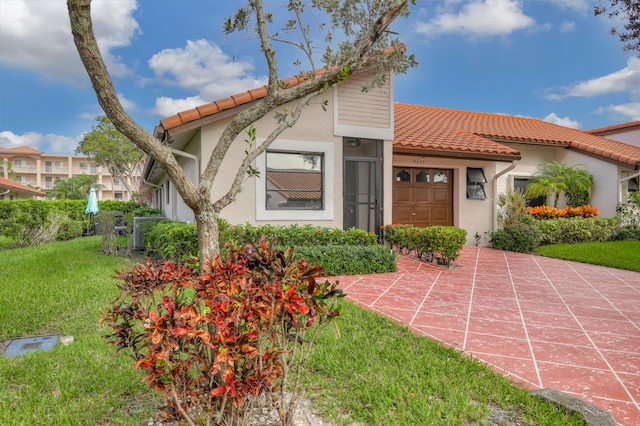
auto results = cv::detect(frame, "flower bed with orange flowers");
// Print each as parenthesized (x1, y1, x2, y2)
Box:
(527, 205, 598, 220)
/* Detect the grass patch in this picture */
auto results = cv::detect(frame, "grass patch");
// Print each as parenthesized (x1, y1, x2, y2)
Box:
(537, 240, 640, 271)
(301, 300, 586, 425)
(0, 237, 159, 425)
(0, 237, 586, 425)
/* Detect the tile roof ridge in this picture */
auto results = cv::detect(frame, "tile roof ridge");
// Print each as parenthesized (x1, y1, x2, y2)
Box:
(395, 103, 545, 123)
(0, 145, 42, 154)
(585, 120, 640, 134)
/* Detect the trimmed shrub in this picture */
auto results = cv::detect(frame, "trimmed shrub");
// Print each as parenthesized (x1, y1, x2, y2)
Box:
(223, 223, 378, 247)
(490, 223, 541, 253)
(142, 220, 198, 261)
(430, 226, 467, 266)
(143, 221, 391, 275)
(534, 217, 618, 245)
(295, 245, 397, 275)
(382, 224, 467, 266)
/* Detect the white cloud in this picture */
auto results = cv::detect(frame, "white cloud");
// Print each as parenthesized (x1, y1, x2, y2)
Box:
(0, 131, 80, 154)
(597, 103, 640, 121)
(0, 0, 139, 82)
(542, 113, 582, 129)
(153, 96, 206, 118)
(547, 0, 590, 14)
(148, 40, 268, 116)
(117, 93, 137, 111)
(560, 21, 576, 33)
(416, 0, 535, 37)
(546, 57, 640, 100)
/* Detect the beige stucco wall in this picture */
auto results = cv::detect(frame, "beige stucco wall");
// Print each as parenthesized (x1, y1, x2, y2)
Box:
(392, 154, 509, 245)
(596, 127, 640, 147)
(166, 72, 395, 230)
(494, 143, 628, 218)
(557, 150, 627, 217)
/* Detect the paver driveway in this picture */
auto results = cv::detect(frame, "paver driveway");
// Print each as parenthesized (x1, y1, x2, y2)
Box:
(333, 246, 640, 425)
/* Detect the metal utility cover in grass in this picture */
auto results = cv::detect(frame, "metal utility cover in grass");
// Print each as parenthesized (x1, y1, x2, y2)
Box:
(2, 335, 58, 358)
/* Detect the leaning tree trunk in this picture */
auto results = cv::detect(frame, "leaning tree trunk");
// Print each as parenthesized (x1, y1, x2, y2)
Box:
(195, 205, 220, 274)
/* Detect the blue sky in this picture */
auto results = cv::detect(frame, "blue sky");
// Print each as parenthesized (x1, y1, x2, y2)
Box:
(0, 0, 638, 155)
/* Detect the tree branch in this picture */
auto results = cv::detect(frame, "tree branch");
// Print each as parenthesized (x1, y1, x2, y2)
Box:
(201, 0, 407, 199)
(66, 0, 200, 209)
(213, 92, 316, 212)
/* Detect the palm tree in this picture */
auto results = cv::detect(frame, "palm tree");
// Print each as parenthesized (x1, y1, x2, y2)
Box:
(47, 175, 104, 200)
(526, 161, 593, 207)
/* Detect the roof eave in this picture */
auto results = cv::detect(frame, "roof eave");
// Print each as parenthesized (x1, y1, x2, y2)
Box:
(568, 146, 639, 170)
(393, 147, 521, 162)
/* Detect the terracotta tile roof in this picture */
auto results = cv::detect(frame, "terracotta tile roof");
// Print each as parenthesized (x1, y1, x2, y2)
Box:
(0, 146, 42, 156)
(0, 176, 46, 197)
(585, 121, 640, 135)
(159, 69, 330, 133)
(394, 104, 640, 168)
(156, 44, 407, 134)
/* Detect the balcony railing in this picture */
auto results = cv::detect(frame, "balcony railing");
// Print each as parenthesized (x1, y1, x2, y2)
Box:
(42, 167, 69, 174)
(15, 180, 38, 187)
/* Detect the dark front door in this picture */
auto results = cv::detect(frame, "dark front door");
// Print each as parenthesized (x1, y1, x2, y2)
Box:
(343, 139, 383, 239)
(392, 167, 453, 227)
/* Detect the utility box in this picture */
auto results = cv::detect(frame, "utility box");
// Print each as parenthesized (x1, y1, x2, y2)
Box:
(133, 217, 166, 250)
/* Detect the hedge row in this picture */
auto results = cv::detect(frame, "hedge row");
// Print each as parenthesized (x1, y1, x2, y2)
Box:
(142, 220, 395, 275)
(0, 200, 159, 247)
(490, 217, 620, 252)
(382, 224, 467, 267)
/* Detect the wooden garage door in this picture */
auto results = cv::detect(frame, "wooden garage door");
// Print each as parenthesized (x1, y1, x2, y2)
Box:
(392, 167, 453, 227)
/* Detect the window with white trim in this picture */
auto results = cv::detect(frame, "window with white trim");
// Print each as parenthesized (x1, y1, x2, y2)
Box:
(14, 160, 26, 169)
(256, 140, 334, 221)
(265, 151, 323, 210)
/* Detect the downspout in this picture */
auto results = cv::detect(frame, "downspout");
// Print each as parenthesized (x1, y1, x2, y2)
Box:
(492, 160, 518, 233)
(0, 189, 9, 198)
(170, 149, 200, 187)
(618, 170, 640, 203)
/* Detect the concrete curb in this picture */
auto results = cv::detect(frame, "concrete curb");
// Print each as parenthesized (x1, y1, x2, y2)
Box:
(530, 389, 618, 426)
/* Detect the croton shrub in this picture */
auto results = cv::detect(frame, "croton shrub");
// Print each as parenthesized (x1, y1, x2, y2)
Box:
(382, 224, 467, 267)
(527, 204, 599, 220)
(101, 240, 344, 425)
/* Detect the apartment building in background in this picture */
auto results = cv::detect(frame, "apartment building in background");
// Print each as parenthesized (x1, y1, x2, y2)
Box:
(0, 146, 141, 201)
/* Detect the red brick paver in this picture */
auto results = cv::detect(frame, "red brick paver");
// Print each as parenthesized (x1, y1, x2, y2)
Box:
(333, 246, 640, 426)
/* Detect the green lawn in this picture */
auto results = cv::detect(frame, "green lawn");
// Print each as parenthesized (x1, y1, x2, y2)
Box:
(0, 237, 586, 425)
(0, 237, 160, 425)
(537, 240, 640, 271)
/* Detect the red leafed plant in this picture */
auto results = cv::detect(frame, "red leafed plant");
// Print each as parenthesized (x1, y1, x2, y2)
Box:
(100, 239, 344, 426)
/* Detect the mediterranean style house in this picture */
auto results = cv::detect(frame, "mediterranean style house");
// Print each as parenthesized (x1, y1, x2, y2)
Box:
(144, 70, 640, 245)
(0, 146, 140, 201)
(0, 176, 46, 200)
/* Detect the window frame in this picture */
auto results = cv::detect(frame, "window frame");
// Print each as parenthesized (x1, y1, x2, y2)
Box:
(265, 150, 324, 211)
(256, 140, 334, 221)
(466, 167, 487, 200)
